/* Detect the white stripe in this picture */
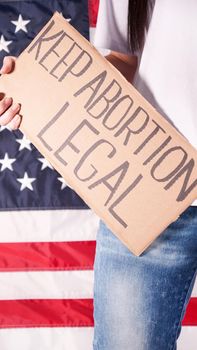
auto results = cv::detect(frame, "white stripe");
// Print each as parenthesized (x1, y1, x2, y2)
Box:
(0, 210, 99, 242)
(177, 326, 197, 350)
(0, 325, 196, 350)
(89, 27, 96, 44)
(0, 327, 94, 350)
(0, 270, 93, 300)
(191, 279, 197, 297)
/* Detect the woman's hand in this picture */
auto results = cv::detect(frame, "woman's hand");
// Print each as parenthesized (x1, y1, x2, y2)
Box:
(0, 56, 21, 130)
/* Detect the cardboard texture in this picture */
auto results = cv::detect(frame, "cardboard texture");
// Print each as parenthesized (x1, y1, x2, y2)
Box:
(0, 12, 197, 256)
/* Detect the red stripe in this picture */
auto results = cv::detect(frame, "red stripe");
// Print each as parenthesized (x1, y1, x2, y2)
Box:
(182, 298, 197, 326)
(0, 296, 195, 328)
(0, 297, 195, 328)
(0, 241, 96, 271)
(88, 0, 99, 27)
(0, 299, 94, 328)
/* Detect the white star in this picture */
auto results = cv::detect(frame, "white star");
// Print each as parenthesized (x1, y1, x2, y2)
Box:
(58, 176, 72, 190)
(38, 157, 54, 170)
(0, 153, 16, 171)
(11, 14, 31, 33)
(0, 35, 12, 53)
(0, 124, 12, 132)
(16, 135, 31, 151)
(17, 172, 36, 191)
(59, 12, 71, 22)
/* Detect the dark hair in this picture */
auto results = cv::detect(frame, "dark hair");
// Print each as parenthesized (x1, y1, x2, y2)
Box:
(128, 0, 153, 52)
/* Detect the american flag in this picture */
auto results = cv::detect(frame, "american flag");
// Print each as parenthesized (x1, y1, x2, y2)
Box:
(0, 0, 196, 349)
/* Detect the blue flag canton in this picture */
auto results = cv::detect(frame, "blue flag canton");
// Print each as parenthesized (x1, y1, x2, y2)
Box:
(0, 0, 89, 209)
(0, 0, 89, 60)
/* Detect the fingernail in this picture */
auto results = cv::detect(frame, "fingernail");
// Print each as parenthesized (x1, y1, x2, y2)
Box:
(11, 103, 20, 111)
(14, 114, 21, 121)
(5, 97, 12, 103)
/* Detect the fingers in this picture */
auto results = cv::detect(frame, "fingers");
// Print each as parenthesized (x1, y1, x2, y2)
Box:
(0, 96, 13, 114)
(0, 97, 21, 127)
(0, 56, 16, 74)
(8, 114, 22, 130)
(0, 56, 20, 130)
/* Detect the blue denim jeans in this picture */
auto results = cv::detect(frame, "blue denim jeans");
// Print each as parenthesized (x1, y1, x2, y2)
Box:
(93, 206, 197, 350)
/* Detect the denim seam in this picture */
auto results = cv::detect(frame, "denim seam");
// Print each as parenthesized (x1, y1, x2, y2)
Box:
(169, 265, 197, 350)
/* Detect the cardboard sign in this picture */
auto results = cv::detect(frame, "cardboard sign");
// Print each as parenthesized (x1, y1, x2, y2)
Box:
(0, 12, 197, 256)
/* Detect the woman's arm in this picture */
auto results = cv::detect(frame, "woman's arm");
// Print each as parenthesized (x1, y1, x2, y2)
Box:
(105, 50, 138, 83)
